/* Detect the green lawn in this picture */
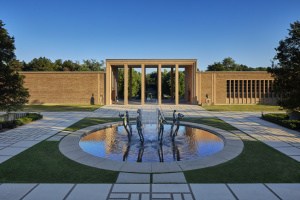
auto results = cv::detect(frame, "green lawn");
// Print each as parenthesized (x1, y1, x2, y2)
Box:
(0, 118, 121, 183)
(1, 117, 299, 183)
(202, 105, 284, 112)
(185, 140, 300, 183)
(22, 104, 103, 112)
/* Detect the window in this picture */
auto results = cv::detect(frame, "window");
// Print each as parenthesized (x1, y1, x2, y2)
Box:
(244, 80, 247, 97)
(256, 80, 259, 96)
(248, 80, 251, 97)
(269, 80, 273, 98)
(239, 80, 243, 98)
(265, 80, 268, 98)
(231, 80, 234, 98)
(235, 80, 238, 98)
(252, 80, 255, 97)
(261, 80, 264, 98)
(227, 80, 230, 98)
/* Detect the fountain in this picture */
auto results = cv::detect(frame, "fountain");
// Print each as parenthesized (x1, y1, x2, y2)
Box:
(80, 109, 224, 163)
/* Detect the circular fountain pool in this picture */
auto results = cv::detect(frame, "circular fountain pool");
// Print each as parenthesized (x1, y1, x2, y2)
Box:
(79, 124, 224, 163)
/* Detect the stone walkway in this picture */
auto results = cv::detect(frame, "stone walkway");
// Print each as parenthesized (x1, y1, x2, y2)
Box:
(0, 112, 90, 163)
(212, 112, 300, 162)
(0, 183, 299, 200)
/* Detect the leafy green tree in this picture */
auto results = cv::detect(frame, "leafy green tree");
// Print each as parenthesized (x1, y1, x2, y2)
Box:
(118, 69, 141, 99)
(26, 57, 59, 71)
(268, 21, 300, 111)
(8, 60, 25, 71)
(207, 57, 267, 71)
(80, 59, 105, 71)
(0, 20, 29, 113)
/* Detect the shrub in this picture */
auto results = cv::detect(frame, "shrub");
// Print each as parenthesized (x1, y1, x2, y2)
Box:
(262, 113, 300, 130)
(1, 113, 43, 129)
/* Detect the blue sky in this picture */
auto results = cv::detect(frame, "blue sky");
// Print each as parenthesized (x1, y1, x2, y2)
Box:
(1, 0, 300, 72)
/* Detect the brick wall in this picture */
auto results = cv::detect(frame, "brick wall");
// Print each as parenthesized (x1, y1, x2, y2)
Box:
(197, 71, 275, 105)
(20, 72, 105, 105)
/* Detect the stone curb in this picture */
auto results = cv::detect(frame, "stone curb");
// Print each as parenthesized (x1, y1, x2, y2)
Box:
(59, 121, 244, 173)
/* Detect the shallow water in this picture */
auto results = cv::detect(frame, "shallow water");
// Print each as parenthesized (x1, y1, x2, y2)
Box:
(79, 124, 224, 163)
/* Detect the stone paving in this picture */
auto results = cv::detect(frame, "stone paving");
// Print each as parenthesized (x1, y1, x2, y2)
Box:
(1, 105, 300, 199)
(0, 112, 90, 163)
(212, 111, 300, 162)
(0, 183, 299, 200)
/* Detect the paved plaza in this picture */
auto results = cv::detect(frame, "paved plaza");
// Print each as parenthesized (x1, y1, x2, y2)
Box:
(0, 105, 300, 199)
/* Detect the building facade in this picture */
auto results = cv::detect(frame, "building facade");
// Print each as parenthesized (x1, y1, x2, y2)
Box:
(20, 59, 277, 106)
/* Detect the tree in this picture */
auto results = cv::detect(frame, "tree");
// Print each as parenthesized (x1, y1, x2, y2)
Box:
(268, 21, 300, 111)
(207, 57, 267, 71)
(118, 69, 141, 99)
(0, 20, 29, 113)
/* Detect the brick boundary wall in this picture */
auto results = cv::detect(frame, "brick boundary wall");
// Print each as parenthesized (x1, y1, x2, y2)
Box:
(19, 72, 106, 105)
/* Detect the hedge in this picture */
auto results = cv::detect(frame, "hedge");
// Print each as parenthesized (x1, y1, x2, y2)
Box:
(1, 113, 43, 129)
(262, 113, 300, 130)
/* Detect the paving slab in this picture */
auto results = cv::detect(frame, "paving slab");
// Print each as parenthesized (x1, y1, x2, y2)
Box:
(116, 173, 150, 183)
(11, 140, 39, 148)
(228, 184, 279, 200)
(152, 184, 189, 193)
(266, 183, 300, 200)
(0, 147, 27, 156)
(120, 162, 152, 173)
(112, 184, 150, 193)
(263, 141, 291, 148)
(0, 183, 37, 200)
(66, 184, 112, 200)
(190, 184, 235, 200)
(153, 172, 187, 183)
(275, 147, 300, 156)
(151, 162, 182, 173)
(23, 184, 74, 200)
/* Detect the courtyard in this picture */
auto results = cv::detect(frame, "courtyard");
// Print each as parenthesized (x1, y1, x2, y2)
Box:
(0, 105, 299, 200)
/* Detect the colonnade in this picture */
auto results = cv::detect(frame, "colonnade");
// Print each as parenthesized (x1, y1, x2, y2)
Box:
(106, 59, 197, 105)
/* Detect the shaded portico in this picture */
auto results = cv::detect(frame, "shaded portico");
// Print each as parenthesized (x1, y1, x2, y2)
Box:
(106, 59, 197, 105)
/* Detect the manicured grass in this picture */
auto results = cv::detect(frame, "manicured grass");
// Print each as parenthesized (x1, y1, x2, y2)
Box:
(64, 118, 122, 132)
(22, 105, 103, 112)
(0, 141, 118, 183)
(202, 105, 284, 112)
(180, 117, 239, 132)
(185, 140, 300, 183)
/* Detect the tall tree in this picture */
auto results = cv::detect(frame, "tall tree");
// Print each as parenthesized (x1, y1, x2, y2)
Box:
(0, 20, 29, 113)
(268, 21, 300, 111)
(207, 57, 267, 71)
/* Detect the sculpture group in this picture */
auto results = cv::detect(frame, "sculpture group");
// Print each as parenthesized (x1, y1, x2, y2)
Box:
(119, 109, 184, 144)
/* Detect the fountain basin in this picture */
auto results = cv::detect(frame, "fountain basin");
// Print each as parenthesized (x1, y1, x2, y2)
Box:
(59, 121, 244, 173)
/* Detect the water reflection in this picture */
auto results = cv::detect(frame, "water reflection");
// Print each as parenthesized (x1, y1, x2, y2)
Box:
(79, 124, 224, 163)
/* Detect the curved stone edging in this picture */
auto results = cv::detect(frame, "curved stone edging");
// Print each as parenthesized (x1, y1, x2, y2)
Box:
(59, 121, 244, 173)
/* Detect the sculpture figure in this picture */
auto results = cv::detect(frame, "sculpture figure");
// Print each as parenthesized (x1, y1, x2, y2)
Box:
(172, 113, 184, 141)
(119, 111, 132, 140)
(157, 109, 167, 143)
(170, 110, 176, 136)
(136, 115, 144, 143)
(126, 111, 133, 136)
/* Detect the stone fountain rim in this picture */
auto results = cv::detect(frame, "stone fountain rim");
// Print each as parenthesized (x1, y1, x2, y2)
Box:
(59, 121, 244, 173)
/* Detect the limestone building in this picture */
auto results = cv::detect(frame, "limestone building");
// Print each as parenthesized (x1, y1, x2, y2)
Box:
(20, 59, 277, 105)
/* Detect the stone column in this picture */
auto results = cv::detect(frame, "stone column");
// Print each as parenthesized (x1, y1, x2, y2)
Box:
(141, 64, 145, 105)
(129, 68, 132, 101)
(105, 62, 111, 105)
(175, 64, 179, 105)
(124, 64, 128, 105)
(171, 67, 174, 101)
(158, 64, 162, 105)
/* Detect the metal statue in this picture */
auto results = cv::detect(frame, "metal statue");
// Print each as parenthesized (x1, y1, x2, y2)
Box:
(157, 110, 167, 143)
(171, 113, 184, 141)
(170, 110, 177, 136)
(119, 111, 132, 140)
(136, 115, 144, 143)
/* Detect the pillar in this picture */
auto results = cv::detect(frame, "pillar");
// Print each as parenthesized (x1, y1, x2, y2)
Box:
(124, 64, 128, 105)
(141, 64, 145, 105)
(175, 64, 179, 105)
(129, 68, 132, 101)
(158, 64, 162, 105)
(105, 62, 111, 105)
(171, 67, 174, 101)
